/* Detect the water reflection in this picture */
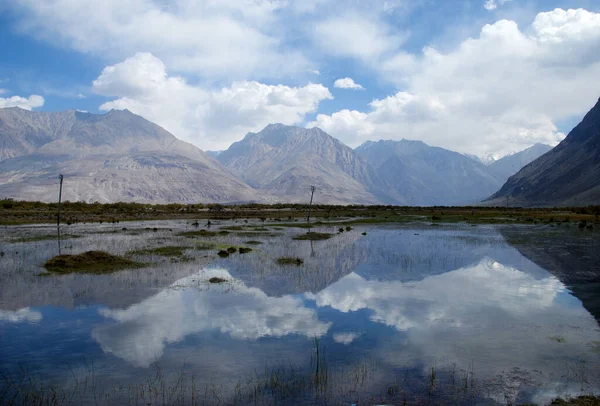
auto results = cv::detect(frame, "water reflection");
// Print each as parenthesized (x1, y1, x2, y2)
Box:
(93, 268, 330, 367)
(0, 307, 42, 323)
(1, 223, 599, 405)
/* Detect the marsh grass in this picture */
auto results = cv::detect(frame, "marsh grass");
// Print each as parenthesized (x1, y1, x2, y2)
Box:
(244, 240, 263, 245)
(208, 277, 227, 283)
(239, 247, 253, 254)
(178, 229, 229, 238)
(292, 232, 332, 241)
(1, 358, 598, 406)
(9, 234, 81, 243)
(217, 250, 230, 258)
(43, 251, 144, 274)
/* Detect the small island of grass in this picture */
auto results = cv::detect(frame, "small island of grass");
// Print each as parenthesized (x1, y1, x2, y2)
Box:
(43, 251, 144, 274)
(277, 257, 304, 266)
(292, 232, 333, 241)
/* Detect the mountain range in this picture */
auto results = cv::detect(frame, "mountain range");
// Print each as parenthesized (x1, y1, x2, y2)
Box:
(0, 108, 259, 203)
(487, 98, 600, 207)
(0, 104, 583, 206)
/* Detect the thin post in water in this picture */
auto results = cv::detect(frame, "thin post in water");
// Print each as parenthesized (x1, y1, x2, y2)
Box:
(57, 174, 64, 231)
(307, 185, 316, 223)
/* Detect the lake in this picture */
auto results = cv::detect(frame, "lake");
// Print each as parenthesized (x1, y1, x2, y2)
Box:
(1, 220, 599, 405)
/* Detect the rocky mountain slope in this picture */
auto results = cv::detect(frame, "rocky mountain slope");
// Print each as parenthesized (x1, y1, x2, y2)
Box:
(217, 124, 401, 205)
(486, 143, 553, 184)
(486, 98, 600, 207)
(0, 108, 260, 203)
(355, 139, 503, 206)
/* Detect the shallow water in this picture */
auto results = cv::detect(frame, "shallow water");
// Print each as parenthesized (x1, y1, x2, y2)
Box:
(1, 220, 599, 405)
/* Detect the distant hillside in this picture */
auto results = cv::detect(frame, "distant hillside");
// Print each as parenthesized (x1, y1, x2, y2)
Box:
(355, 139, 503, 206)
(217, 124, 401, 205)
(487, 143, 553, 184)
(0, 108, 260, 203)
(486, 98, 600, 206)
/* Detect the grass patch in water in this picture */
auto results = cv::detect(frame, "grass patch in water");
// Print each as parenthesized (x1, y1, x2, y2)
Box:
(244, 240, 263, 245)
(43, 251, 144, 274)
(128, 246, 191, 257)
(292, 232, 333, 241)
(217, 250, 229, 258)
(277, 257, 304, 266)
(549, 335, 567, 343)
(239, 247, 253, 254)
(208, 277, 227, 283)
(10, 234, 81, 243)
(178, 229, 230, 238)
(220, 226, 245, 231)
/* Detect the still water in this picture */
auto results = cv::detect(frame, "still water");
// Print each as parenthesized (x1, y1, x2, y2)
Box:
(1, 221, 599, 405)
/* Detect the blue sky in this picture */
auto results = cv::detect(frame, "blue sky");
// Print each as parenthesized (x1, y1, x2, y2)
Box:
(1, 0, 600, 156)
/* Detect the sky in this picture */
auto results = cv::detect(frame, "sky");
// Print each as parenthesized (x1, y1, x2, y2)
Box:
(1, 0, 600, 157)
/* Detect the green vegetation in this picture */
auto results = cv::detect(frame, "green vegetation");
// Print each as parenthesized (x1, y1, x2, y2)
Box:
(128, 246, 191, 257)
(551, 396, 600, 405)
(292, 232, 333, 241)
(239, 247, 253, 254)
(244, 240, 263, 245)
(277, 257, 304, 266)
(43, 251, 144, 274)
(208, 277, 227, 283)
(549, 335, 567, 343)
(1, 198, 600, 227)
(217, 250, 229, 258)
(178, 229, 230, 237)
(195, 241, 218, 250)
(226, 247, 237, 253)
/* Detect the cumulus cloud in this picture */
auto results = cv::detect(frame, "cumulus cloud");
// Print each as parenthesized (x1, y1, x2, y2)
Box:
(484, 0, 513, 11)
(10, 0, 310, 80)
(92, 53, 332, 150)
(334, 77, 365, 90)
(0, 94, 44, 110)
(311, 8, 600, 156)
(93, 268, 330, 367)
(313, 13, 406, 62)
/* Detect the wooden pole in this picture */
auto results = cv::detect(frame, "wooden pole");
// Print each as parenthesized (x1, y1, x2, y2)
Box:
(307, 186, 315, 223)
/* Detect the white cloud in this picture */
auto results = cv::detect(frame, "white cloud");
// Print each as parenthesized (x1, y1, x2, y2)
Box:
(93, 268, 330, 367)
(333, 332, 361, 345)
(92, 53, 332, 150)
(311, 9, 600, 156)
(0, 94, 44, 110)
(333, 77, 365, 90)
(10, 0, 309, 80)
(0, 307, 42, 323)
(313, 13, 406, 62)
